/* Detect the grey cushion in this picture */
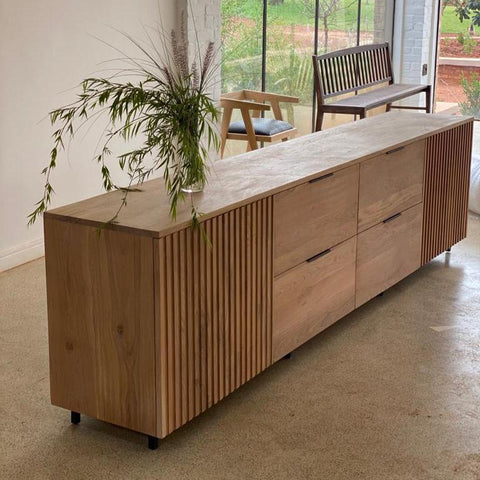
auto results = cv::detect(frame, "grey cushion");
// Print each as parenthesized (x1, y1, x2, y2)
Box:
(228, 118, 293, 136)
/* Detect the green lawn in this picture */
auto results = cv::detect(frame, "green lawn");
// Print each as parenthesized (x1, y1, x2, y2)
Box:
(441, 6, 475, 34)
(223, 1, 476, 35)
(223, 0, 376, 31)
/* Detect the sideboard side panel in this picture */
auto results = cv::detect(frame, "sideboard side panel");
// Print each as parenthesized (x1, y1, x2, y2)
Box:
(422, 121, 473, 264)
(45, 217, 156, 436)
(154, 197, 273, 438)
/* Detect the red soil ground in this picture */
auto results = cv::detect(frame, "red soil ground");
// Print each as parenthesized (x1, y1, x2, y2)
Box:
(436, 35, 480, 103)
(439, 34, 480, 58)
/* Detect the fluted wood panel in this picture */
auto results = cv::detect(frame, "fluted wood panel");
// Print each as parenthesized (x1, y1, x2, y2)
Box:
(154, 198, 273, 438)
(422, 121, 473, 265)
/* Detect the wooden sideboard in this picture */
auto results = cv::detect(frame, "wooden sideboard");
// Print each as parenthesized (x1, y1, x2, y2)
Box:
(44, 112, 473, 448)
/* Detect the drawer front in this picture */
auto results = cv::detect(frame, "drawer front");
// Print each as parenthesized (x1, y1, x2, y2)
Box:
(358, 140, 424, 232)
(356, 202, 423, 308)
(273, 237, 356, 362)
(273, 165, 359, 276)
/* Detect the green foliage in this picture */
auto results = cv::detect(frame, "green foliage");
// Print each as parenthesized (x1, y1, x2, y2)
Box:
(221, 0, 372, 29)
(28, 25, 219, 228)
(459, 73, 480, 119)
(455, 0, 480, 27)
(441, 6, 470, 33)
(457, 30, 477, 53)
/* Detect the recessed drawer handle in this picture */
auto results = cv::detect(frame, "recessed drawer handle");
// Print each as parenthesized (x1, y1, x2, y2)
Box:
(309, 172, 334, 183)
(383, 212, 402, 223)
(386, 146, 405, 155)
(307, 248, 332, 263)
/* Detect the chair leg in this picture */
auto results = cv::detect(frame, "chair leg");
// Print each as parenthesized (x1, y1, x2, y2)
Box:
(220, 138, 227, 159)
(425, 85, 432, 113)
(315, 111, 324, 132)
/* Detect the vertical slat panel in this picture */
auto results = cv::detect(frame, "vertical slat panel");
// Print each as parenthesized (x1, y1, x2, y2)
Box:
(157, 237, 169, 437)
(199, 225, 207, 413)
(186, 226, 194, 422)
(155, 198, 273, 438)
(179, 230, 188, 425)
(165, 235, 175, 433)
(193, 227, 201, 417)
(229, 210, 236, 392)
(422, 121, 473, 264)
(173, 232, 181, 429)
(217, 216, 225, 401)
(205, 220, 213, 408)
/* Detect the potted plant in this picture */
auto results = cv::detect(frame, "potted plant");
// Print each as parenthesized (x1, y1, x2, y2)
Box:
(28, 21, 219, 228)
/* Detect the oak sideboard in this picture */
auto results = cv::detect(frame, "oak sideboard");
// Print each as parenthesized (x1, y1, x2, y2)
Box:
(44, 112, 473, 448)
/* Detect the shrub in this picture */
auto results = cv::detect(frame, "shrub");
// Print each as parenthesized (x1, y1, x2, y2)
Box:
(459, 73, 480, 119)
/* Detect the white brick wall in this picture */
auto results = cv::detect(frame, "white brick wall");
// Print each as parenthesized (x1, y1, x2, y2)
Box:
(183, 0, 222, 100)
(394, 0, 438, 107)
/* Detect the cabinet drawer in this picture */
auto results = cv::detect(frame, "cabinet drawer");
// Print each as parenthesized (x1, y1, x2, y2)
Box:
(356, 203, 423, 308)
(273, 237, 356, 362)
(358, 140, 424, 232)
(273, 165, 359, 276)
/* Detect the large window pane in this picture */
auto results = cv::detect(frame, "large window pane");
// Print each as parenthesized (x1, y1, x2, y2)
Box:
(221, 0, 390, 157)
(265, 1, 316, 136)
(221, 0, 263, 93)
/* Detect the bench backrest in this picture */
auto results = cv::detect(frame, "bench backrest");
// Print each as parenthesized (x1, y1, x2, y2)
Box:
(313, 43, 393, 102)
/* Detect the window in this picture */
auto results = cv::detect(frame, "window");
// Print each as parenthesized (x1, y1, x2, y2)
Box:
(221, 0, 390, 156)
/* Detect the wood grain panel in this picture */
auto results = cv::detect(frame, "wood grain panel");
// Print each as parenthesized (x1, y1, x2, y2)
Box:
(422, 121, 473, 264)
(273, 237, 357, 362)
(44, 217, 156, 436)
(154, 197, 273, 438)
(273, 164, 359, 276)
(358, 140, 425, 232)
(356, 203, 423, 308)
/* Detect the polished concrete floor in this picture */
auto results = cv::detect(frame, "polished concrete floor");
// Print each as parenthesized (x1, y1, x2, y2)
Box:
(1, 215, 479, 480)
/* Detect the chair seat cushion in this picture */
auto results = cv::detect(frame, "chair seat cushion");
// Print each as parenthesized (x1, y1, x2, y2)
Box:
(229, 118, 294, 136)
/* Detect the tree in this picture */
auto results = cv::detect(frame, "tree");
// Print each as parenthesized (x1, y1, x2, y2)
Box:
(303, 0, 357, 53)
(454, 1, 480, 27)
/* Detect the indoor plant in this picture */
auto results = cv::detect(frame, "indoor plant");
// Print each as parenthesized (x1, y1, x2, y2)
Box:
(28, 22, 219, 228)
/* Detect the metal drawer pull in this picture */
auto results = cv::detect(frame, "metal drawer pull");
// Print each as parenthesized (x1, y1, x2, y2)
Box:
(386, 146, 405, 155)
(383, 212, 402, 223)
(307, 248, 332, 263)
(309, 172, 334, 183)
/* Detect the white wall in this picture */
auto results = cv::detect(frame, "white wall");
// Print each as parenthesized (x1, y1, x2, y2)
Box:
(0, 0, 176, 271)
(392, 0, 438, 105)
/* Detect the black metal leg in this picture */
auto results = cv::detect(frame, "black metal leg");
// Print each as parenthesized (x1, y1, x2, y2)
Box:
(148, 435, 159, 450)
(446, 247, 451, 253)
(283, 353, 291, 360)
(71, 411, 81, 425)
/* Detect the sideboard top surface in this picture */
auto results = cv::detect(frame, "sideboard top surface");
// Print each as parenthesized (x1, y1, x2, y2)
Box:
(46, 112, 472, 238)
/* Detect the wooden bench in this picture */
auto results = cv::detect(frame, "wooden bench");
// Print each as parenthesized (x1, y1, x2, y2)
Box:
(312, 43, 432, 131)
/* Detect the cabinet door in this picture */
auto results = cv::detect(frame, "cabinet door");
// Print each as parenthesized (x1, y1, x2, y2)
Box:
(356, 203, 423, 308)
(358, 140, 424, 232)
(273, 165, 359, 276)
(273, 237, 356, 362)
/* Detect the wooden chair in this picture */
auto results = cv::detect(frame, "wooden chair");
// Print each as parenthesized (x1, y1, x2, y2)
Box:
(220, 90, 299, 158)
(312, 43, 432, 131)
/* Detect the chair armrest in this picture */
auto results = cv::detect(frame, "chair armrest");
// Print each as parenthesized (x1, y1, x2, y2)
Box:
(243, 90, 299, 104)
(220, 97, 271, 112)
